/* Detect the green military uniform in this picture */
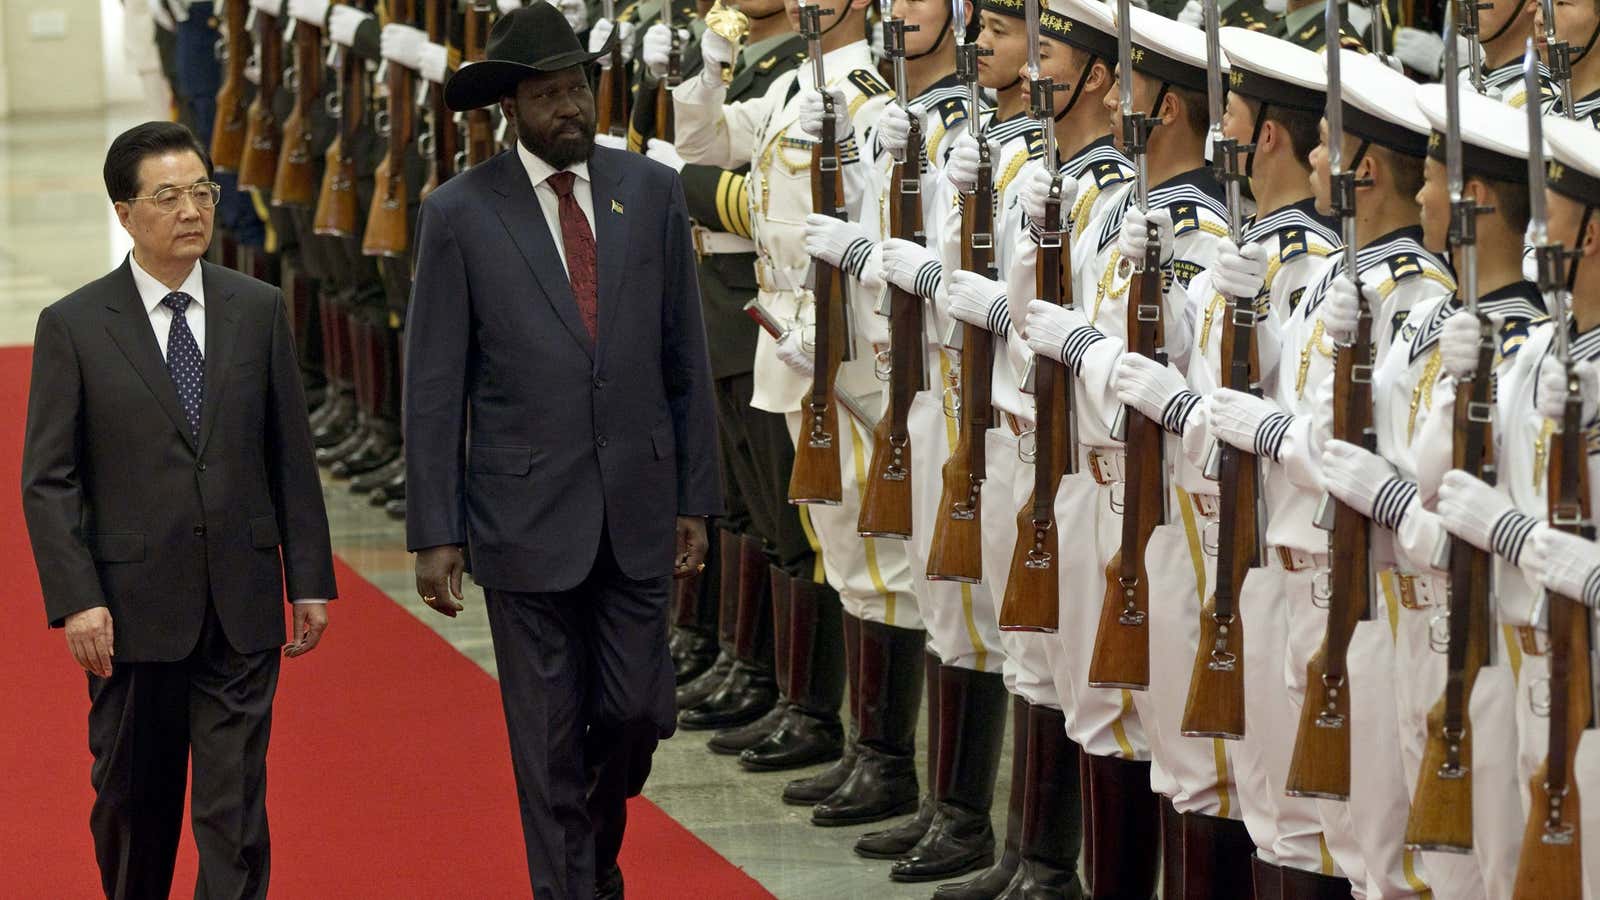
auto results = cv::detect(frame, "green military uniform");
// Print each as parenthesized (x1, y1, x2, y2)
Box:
(1221, 0, 1277, 33)
(1267, 1, 1367, 51)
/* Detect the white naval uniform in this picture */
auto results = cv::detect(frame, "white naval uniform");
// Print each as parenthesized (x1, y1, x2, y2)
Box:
(672, 40, 914, 624)
(1457, 57, 1559, 112)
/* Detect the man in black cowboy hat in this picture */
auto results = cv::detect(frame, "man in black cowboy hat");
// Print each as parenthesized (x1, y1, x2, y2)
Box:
(401, 5, 723, 898)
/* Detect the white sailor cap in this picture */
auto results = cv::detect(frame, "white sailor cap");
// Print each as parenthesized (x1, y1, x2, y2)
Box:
(1218, 27, 1325, 114)
(1094, 5, 1211, 94)
(1045, 0, 1119, 61)
(1328, 50, 1431, 158)
(1544, 113, 1600, 206)
(1416, 84, 1532, 184)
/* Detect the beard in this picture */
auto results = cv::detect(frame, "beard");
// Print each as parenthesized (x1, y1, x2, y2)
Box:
(518, 115, 597, 169)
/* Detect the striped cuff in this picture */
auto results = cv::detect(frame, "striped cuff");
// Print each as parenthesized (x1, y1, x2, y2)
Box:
(986, 296, 1011, 337)
(1254, 412, 1292, 461)
(1162, 391, 1202, 436)
(838, 136, 862, 165)
(1490, 511, 1539, 566)
(913, 261, 944, 300)
(1583, 566, 1600, 608)
(1061, 325, 1107, 373)
(840, 238, 875, 280)
(1371, 478, 1418, 531)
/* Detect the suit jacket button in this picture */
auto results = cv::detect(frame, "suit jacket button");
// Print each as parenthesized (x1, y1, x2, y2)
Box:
(593, 376, 605, 389)
(193, 525, 206, 537)
(596, 435, 609, 448)
(196, 461, 206, 472)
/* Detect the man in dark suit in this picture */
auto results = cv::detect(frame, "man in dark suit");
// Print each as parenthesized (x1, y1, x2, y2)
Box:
(21, 121, 337, 900)
(405, 6, 722, 899)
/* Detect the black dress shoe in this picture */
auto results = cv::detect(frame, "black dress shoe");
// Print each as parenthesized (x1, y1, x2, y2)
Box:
(890, 802, 996, 882)
(854, 796, 935, 859)
(350, 455, 405, 495)
(672, 628, 719, 686)
(330, 432, 398, 479)
(782, 742, 857, 806)
(676, 652, 734, 711)
(707, 702, 788, 755)
(316, 420, 369, 465)
(810, 746, 919, 826)
(738, 706, 843, 771)
(676, 662, 776, 731)
(594, 863, 623, 899)
(312, 399, 358, 448)
(384, 497, 406, 520)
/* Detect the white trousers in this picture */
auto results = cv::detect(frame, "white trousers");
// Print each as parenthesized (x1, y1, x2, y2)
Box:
(978, 427, 1059, 708)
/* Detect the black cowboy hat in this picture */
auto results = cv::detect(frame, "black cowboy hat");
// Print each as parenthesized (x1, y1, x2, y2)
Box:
(444, 3, 613, 112)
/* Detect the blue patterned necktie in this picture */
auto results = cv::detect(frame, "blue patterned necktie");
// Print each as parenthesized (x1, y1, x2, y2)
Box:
(162, 291, 204, 440)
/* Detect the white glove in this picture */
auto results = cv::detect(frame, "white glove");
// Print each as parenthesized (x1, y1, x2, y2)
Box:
(593, 133, 629, 151)
(1439, 310, 1483, 380)
(878, 103, 926, 159)
(642, 24, 691, 80)
(380, 23, 427, 69)
(1209, 388, 1291, 458)
(1537, 358, 1600, 423)
(1118, 207, 1174, 268)
(1321, 274, 1371, 345)
(947, 271, 1012, 334)
(550, 0, 587, 32)
(880, 238, 943, 300)
(805, 214, 874, 271)
(944, 135, 999, 195)
(798, 89, 854, 143)
(589, 20, 637, 68)
(1019, 163, 1080, 228)
(287, 0, 328, 25)
(1321, 439, 1420, 530)
(776, 325, 815, 378)
(1394, 26, 1446, 78)
(1113, 352, 1197, 434)
(700, 28, 736, 87)
(1025, 299, 1093, 365)
(328, 5, 371, 47)
(151, 0, 178, 30)
(1438, 469, 1537, 561)
(248, 0, 283, 17)
(417, 41, 450, 84)
(497, 0, 521, 12)
(1526, 527, 1600, 607)
(1214, 239, 1267, 300)
(645, 138, 686, 173)
(1177, 0, 1204, 26)
(871, 21, 885, 61)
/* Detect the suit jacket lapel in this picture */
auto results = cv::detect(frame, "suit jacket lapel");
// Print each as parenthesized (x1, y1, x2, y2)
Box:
(196, 262, 240, 456)
(590, 149, 628, 367)
(491, 152, 595, 360)
(101, 260, 198, 453)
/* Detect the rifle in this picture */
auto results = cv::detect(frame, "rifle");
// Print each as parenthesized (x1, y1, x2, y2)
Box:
(746, 300, 878, 430)
(1087, 0, 1160, 687)
(419, 0, 460, 200)
(1286, 9, 1374, 799)
(459, 1, 497, 170)
(858, 1, 925, 540)
(237, 4, 285, 192)
(654, 0, 683, 142)
(998, 0, 1068, 632)
(1184, 0, 1254, 738)
(788, 0, 850, 506)
(314, 3, 365, 236)
(927, 8, 994, 583)
(211, 0, 252, 171)
(1511, 40, 1591, 897)
(363, 0, 417, 258)
(272, 14, 323, 208)
(1408, 3, 1494, 850)
(596, 0, 629, 139)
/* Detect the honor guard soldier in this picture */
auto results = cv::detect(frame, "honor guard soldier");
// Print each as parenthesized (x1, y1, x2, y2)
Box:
(672, 0, 922, 830)
(1452, 0, 1558, 108)
(1172, 0, 1279, 34)
(1544, 0, 1600, 124)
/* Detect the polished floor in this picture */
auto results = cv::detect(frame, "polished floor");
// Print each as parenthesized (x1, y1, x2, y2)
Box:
(0, 107, 1011, 899)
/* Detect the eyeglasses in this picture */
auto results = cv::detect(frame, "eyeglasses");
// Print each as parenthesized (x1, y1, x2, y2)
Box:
(125, 182, 222, 212)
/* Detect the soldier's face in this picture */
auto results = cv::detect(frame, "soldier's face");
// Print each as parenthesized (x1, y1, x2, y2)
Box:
(1551, 0, 1600, 51)
(1221, 92, 1253, 146)
(1104, 72, 1158, 153)
(1480, 0, 1535, 45)
(502, 67, 596, 169)
(114, 151, 214, 268)
(892, 0, 967, 56)
(1310, 117, 1333, 215)
(1417, 157, 1451, 254)
(1547, 190, 1595, 259)
(976, 12, 1029, 90)
(1034, 39, 1097, 100)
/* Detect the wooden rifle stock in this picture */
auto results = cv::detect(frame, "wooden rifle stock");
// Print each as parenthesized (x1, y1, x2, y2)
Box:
(1182, 292, 1259, 739)
(461, 2, 496, 169)
(1285, 296, 1375, 800)
(211, 0, 251, 171)
(272, 18, 322, 208)
(1087, 251, 1163, 689)
(314, 35, 364, 237)
(419, 0, 458, 200)
(363, 0, 416, 258)
(596, 35, 629, 138)
(237, 10, 284, 192)
(655, 25, 680, 143)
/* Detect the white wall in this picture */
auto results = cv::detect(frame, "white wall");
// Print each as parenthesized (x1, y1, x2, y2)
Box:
(0, 0, 107, 117)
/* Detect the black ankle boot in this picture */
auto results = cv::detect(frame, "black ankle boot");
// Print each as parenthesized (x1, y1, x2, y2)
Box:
(855, 649, 942, 858)
(810, 620, 923, 827)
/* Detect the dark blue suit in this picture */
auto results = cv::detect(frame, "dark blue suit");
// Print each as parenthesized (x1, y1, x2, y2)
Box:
(403, 145, 723, 899)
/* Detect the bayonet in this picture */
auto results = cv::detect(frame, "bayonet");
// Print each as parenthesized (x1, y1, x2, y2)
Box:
(1540, 0, 1578, 119)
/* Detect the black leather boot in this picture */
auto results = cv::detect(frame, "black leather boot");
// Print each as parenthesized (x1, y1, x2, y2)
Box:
(855, 649, 942, 858)
(1161, 799, 1181, 900)
(710, 565, 794, 754)
(997, 704, 1085, 899)
(350, 454, 405, 495)
(331, 417, 400, 478)
(810, 619, 923, 827)
(934, 693, 1028, 899)
(783, 610, 861, 806)
(739, 575, 844, 770)
(1083, 754, 1158, 900)
(889, 665, 1007, 882)
(1278, 865, 1351, 900)
(1179, 811, 1256, 900)
(672, 532, 725, 686)
(1251, 854, 1282, 900)
(678, 535, 777, 730)
(677, 530, 745, 712)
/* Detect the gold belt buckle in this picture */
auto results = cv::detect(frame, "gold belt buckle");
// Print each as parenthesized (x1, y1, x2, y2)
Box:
(1275, 546, 1302, 572)
(1517, 625, 1549, 657)
(1398, 575, 1421, 610)
(1006, 413, 1025, 436)
(692, 226, 709, 258)
(1193, 494, 1219, 518)
(1088, 450, 1111, 485)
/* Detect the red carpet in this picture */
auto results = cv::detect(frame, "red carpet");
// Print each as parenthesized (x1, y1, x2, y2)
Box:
(0, 346, 771, 899)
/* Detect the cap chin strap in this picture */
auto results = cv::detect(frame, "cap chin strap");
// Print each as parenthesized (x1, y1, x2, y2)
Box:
(1567, 205, 1595, 292)
(1146, 82, 1171, 132)
(1243, 101, 1270, 179)
(999, 75, 1023, 93)
(822, 5, 852, 38)
(1572, 18, 1600, 66)
(1479, 0, 1531, 48)
(1055, 55, 1099, 122)
(907, 7, 953, 60)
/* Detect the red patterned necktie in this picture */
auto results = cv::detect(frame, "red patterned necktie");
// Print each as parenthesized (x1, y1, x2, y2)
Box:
(546, 171, 598, 341)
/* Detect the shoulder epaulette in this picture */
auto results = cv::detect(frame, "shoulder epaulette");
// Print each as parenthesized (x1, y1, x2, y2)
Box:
(1279, 226, 1308, 262)
(1094, 161, 1132, 188)
(1170, 201, 1203, 236)
(1500, 316, 1532, 360)
(848, 68, 891, 98)
(931, 94, 969, 129)
(1026, 130, 1046, 161)
(1388, 253, 1425, 282)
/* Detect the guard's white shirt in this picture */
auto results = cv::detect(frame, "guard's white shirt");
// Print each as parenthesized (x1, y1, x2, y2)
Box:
(129, 251, 205, 361)
(516, 140, 595, 278)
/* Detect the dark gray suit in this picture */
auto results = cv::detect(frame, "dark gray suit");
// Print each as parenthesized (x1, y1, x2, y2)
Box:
(403, 145, 722, 899)
(21, 259, 336, 899)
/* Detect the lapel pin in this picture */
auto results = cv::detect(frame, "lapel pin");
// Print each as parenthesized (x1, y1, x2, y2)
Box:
(612, 199, 624, 215)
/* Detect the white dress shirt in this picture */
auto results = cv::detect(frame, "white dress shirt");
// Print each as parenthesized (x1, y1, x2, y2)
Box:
(515, 140, 595, 279)
(128, 252, 326, 607)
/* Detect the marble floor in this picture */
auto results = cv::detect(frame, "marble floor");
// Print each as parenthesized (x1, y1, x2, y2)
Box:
(0, 107, 1012, 899)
